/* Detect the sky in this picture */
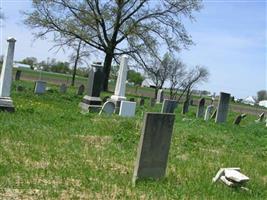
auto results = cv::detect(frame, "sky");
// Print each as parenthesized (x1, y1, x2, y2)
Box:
(0, 0, 266, 98)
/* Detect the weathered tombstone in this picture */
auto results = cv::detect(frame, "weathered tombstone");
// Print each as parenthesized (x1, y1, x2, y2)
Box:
(233, 114, 247, 125)
(215, 92, 231, 123)
(99, 101, 115, 115)
(255, 112, 265, 123)
(102, 96, 110, 103)
(211, 109, 217, 119)
(59, 83, 67, 93)
(204, 105, 214, 121)
(196, 98, 205, 118)
(129, 98, 135, 102)
(111, 55, 128, 103)
(132, 113, 175, 184)
(77, 84, 85, 95)
(140, 97, 145, 106)
(161, 99, 178, 114)
(156, 89, 164, 103)
(34, 81, 46, 94)
(181, 100, 189, 114)
(79, 63, 105, 112)
(119, 101, 136, 117)
(15, 70, 21, 81)
(150, 98, 156, 107)
(0, 38, 16, 112)
(190, 99, 194, 106)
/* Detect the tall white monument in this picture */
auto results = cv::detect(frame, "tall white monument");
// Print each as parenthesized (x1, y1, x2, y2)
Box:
(0, 37, 16, 112)
(111, 55, 128, 102)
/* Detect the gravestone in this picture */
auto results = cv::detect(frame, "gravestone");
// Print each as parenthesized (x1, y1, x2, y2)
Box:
(196, 98, 205, 118)
(77, 84, 85, 95)
(233, 114, 247, 125)
(15, 70, 21, 81)
(132, 113, 175, 184)
(130, 98, 135, 102)
(182, 100, 189, 114)
(140, 97, 145, 106)
(119, 101, 136, 117)
(111, 55, 128, 103)
(215, 92, 231, 123)
(156, 89, 164, 103)
(190, 99, 194, 106)
(79, 63, 105, 112)
(34, 81, 46, 94)
(255, 112, 265, 123)
(59, 83, 67, 93)
(150, 98, 156, 107)
(0, 38, 16, 112)
(99, 101, 115, 115)
(204, 105, 214, 121)
(161, 99, 178, 114)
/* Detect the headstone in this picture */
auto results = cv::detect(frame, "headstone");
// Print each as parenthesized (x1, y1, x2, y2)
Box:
(211, 109, 217, 119)
(77, 84, 85, 95)
(79, 63, 104, 112)
(99, 101, 115, 115)
(15, 70, 21, 81)
(215, 92, 231, 123)
(255, 112, 265, 123)
(111, 55, 128, 102)
(150, 98, 156, 107)
(0, 38, 16, 112)
(34, 81, 46, 94)
(161, 99, 178, 114)
(233, 113, 247, 125)
(59, 83, 67, 93)
(196, 98, 205, 118)
(129, 98, 135, 102)
(204, 105, 214, 121)
(182, 100, 189, 114)
(156, 89, 164, 103)
(190, 99, 194, 106)
(140, 97, 145, 106)
(119, 101, 136, 117)
(132, 113, 175, 184)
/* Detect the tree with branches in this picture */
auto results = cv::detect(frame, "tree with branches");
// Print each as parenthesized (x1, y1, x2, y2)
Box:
(23, 0, 202, 91)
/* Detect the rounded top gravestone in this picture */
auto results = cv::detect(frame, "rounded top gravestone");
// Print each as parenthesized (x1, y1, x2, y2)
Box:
(99, 101, 115, 115)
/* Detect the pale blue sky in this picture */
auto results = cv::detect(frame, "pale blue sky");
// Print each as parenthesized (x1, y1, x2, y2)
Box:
(0, 0, 266, 98)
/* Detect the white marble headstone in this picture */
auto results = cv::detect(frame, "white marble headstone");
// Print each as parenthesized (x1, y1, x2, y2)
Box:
(119, 101, 136, 117)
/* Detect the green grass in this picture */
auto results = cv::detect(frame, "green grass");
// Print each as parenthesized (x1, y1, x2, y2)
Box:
(0, 80, 266, 199)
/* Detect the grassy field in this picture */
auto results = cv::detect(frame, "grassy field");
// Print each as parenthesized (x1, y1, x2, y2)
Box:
(0, 80, 266, 199)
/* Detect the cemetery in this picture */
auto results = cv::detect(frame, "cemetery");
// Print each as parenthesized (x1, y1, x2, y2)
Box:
(0, 0, 266, 199)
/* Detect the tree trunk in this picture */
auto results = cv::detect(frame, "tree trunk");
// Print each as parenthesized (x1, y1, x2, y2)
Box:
(154, 88, 158, 99)
(103, 53, 113, 91)
(71, 40, 82, 86)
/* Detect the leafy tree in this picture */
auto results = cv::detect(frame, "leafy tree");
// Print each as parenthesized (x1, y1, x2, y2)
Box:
(127, 70, 144, 86)
(257, 90, 267, 102)
(21, 57, 38, 69)
(24, 0, 202, 91)
(50, 61, 71, 74)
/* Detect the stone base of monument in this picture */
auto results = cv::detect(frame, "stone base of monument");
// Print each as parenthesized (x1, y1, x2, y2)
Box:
(79, 95, 102, 113)
(0, 97, 15, 112)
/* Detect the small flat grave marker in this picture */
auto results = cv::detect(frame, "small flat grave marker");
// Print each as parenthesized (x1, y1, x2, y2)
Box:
(99, 101, 115, 115)
(34, 81, 46, 94)
(119, 101, 136, 117)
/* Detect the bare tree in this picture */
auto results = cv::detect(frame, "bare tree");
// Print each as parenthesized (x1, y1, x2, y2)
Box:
(178, 66, 209, 103)
(23, 0, 202, 91)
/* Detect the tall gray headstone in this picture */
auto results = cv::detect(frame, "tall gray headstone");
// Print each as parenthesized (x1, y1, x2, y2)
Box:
(204, 105, 214, 121)
(161, 99, 178, 114)
(215, 92, 231, 123)
(196, 98, 205, 118)
(0, 38, 16, 112)
(80, 63, 104, 113)
(132, 113, 175, 184)
(156, 89, 164, 103)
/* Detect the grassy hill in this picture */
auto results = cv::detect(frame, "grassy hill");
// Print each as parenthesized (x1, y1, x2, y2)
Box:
(0, 80, 266, 199)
